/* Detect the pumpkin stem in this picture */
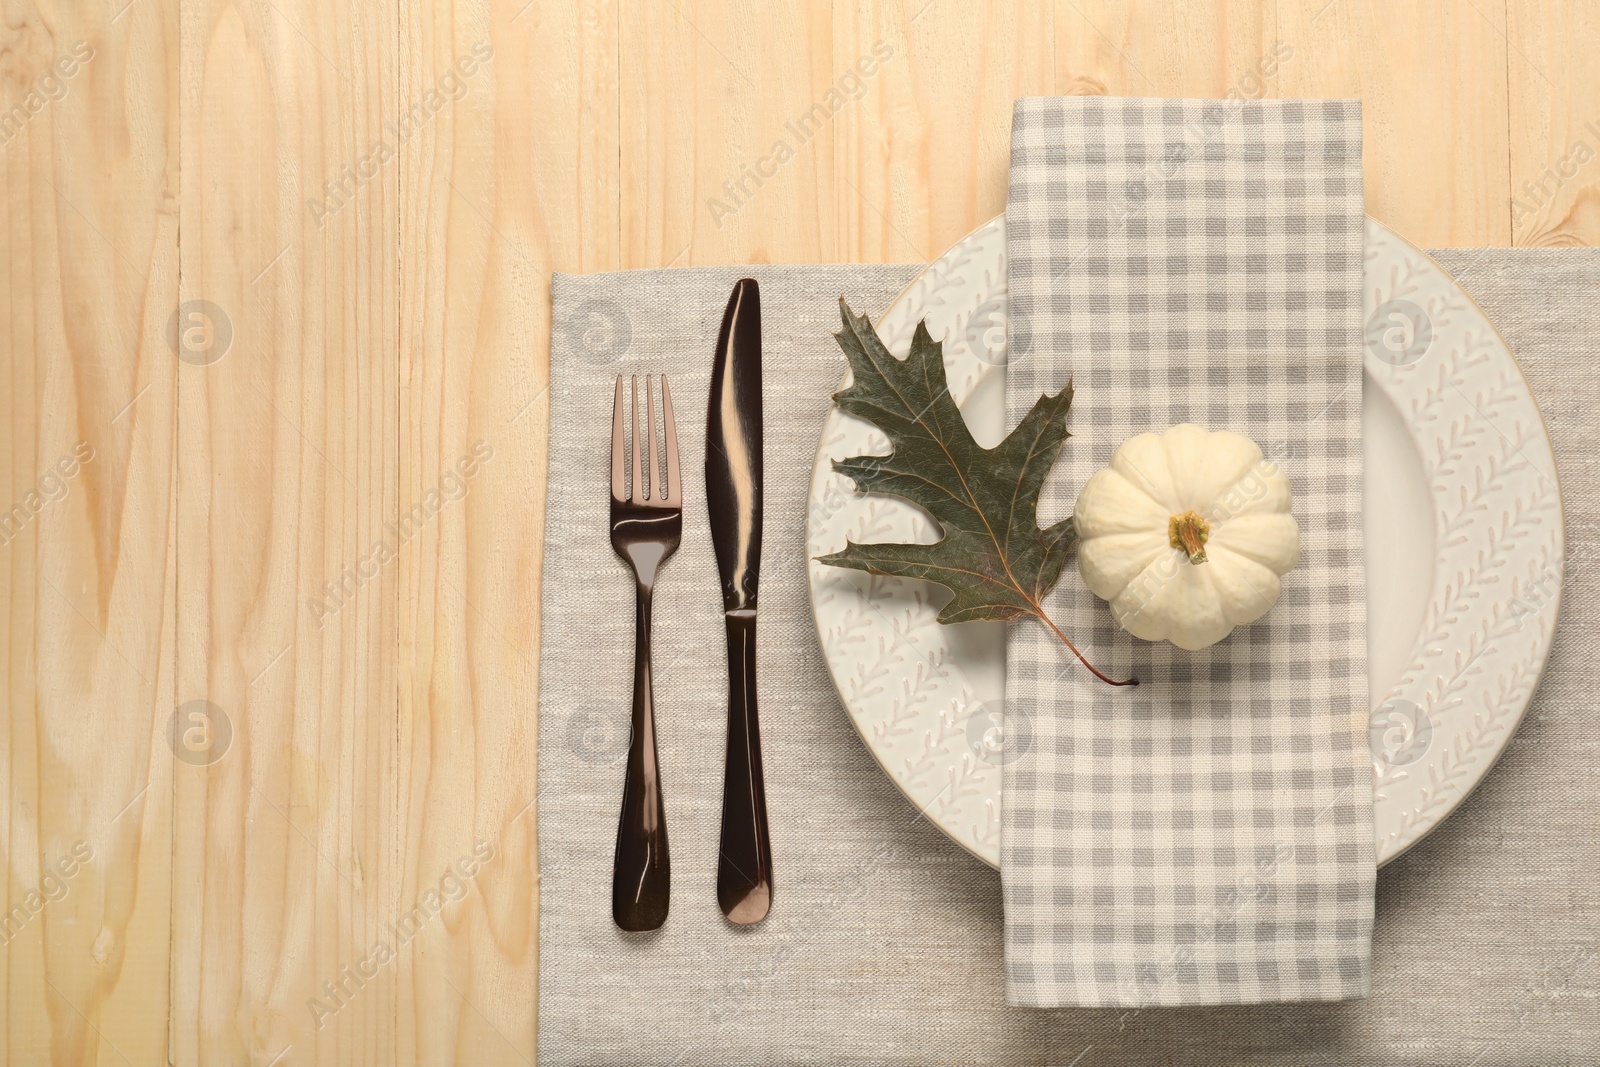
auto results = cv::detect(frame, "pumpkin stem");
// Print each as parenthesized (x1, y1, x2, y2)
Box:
(1169, 510, 1211, 564)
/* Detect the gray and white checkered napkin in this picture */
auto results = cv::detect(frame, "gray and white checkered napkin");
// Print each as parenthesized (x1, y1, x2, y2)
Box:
(1002, 97, 1373, 1007)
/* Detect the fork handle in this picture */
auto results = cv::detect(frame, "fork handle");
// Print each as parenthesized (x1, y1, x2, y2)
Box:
(717, 611, 772, 924)
(613, 582, 670, 931)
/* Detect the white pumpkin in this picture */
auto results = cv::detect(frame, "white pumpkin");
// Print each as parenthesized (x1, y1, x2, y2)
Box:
(1073, 424, 1299, 651)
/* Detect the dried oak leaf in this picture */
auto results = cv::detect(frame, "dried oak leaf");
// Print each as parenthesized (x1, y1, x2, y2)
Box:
(816, 299, 1133, 686)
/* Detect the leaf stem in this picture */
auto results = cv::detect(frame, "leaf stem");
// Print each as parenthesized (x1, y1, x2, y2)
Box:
(1033, 609, 1139, 687)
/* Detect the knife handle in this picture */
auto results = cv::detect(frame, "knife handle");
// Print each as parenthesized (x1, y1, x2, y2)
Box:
(613, 583, 670, 932)
(717, 611, 772, 924)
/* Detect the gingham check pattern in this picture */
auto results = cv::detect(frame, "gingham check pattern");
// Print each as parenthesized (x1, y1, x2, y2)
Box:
(1002, 97, 1373, 1007)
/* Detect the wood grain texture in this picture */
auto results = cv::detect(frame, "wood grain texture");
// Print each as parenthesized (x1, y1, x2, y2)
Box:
(0, 1, 1591, 1064)
(1277, 0, 1511, 247)
(837, 0, 1055, 263)
(2, 0, 178, 1063)
(174, 0, 400, 1063)
(1055, 1, 1269, 100)
(392, 0, 615, 1061)
(621, 0, 839, 265)
(1507, 0, 1600, 245)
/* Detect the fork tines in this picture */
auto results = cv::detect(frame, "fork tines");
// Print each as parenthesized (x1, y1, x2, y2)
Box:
(611, 374, 680, 506)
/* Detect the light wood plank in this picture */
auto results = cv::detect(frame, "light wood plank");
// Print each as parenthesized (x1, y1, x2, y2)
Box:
(1507, 0, 1600, 245)
(173, 1, 400, 1063)
(1, 1, 178, 1063)
(1055, 0, 1270, 99)
(393, 0, 616, 1062)
(621, 0, 838, 266)
(1276, 0, 1511, 246)
(837, 0, 1056, 263)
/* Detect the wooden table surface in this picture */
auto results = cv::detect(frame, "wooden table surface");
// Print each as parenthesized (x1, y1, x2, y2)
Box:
(2, 1, 1595, 1062)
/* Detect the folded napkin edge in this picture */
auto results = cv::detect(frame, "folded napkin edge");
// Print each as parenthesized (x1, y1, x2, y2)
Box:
(1013, 94, 1362, 111)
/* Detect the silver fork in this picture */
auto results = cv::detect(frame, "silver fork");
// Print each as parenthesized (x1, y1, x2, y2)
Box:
(609, 374, 681, 932)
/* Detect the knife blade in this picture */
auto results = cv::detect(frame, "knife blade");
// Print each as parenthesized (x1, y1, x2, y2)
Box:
(705, 277, 773, 924)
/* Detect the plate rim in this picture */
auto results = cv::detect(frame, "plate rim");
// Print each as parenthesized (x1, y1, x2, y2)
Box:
(1359, 231, 1566, 865)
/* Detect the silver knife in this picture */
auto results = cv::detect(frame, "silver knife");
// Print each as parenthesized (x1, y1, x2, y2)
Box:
(705, 278, 773, 924)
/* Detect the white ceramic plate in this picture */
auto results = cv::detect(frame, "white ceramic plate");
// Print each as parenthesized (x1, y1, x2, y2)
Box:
(807, 215, 1564, 868)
